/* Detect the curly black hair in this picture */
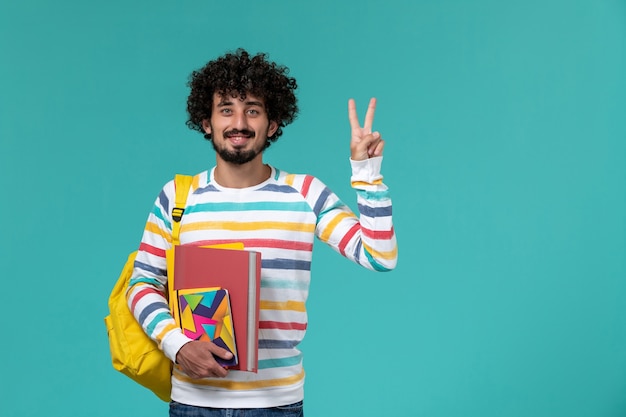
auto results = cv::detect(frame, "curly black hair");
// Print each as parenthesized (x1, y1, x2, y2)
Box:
(186, 48, 298, 147)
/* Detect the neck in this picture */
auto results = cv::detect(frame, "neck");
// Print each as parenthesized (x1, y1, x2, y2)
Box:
(213, 156, 270, 188)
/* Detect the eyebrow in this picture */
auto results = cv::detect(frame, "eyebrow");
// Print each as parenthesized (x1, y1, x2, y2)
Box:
(244, 100, 265, 107)
(215, 99, 265, 108)
(216, 99, 233, 107)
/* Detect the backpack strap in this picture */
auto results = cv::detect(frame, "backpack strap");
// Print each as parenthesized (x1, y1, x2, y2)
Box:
(171, 174, 193, 246)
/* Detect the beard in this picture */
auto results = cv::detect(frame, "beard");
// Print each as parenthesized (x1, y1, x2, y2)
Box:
(212, 143, 261, 165)
(210, 128, 268, 165)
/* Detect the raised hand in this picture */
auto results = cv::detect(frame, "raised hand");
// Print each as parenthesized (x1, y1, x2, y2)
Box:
(348, 97, 385, 161)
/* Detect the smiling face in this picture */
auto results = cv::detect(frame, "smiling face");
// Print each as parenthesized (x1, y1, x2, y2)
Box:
(202, 92, 279, 165)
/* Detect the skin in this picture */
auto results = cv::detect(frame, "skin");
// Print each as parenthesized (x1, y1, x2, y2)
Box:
(348, 97, 385, 160)
(201, 93, 278, 189)
(175, 94, 384, 379)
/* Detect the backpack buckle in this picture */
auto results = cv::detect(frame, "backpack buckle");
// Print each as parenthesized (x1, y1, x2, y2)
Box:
(172, 208, 185, 222)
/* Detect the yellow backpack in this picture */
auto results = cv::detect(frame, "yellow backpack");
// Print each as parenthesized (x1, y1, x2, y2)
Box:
(104, 174, 192, 402)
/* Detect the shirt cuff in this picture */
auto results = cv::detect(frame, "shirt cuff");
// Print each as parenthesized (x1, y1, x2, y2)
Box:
(350, 156, 383, 184)
(161, 330, 193, 362)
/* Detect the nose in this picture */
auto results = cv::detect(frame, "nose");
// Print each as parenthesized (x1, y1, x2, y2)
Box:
(232, 110, 248, 130)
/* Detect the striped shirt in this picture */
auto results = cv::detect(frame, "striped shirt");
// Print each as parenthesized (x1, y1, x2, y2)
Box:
(128, 157, 397, 408)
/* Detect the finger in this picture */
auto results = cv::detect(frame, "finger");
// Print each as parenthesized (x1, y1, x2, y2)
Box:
(207, 362, 229, 378)
(363, 97, 377, 132)
(371, 139, 385, 157)
(366, 132, 381, 157)
(352, 132, 378, 160)
(207, 341, 234, 360)
(196, 355, 228, 378)
(348, 98, 360, 129)
(189, 363, 227, 379)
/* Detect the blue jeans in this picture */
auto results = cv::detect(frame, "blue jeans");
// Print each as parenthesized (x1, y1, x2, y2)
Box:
(169, 400, 304, 417)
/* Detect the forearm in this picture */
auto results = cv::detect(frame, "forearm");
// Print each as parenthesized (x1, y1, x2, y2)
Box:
(315, 157, 397, 271)
(126, 277, 191, 361)
(349, 156, 397, 270)
(126, 184, 193, 361)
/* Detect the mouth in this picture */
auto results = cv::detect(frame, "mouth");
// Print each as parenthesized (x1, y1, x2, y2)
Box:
(224, 130, 254, 146)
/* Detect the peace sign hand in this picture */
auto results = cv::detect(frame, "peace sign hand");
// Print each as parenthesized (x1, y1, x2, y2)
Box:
(348, 97, 385, 161)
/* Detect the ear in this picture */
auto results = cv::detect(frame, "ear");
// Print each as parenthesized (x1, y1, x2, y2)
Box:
(201, 119, 212, 135)
(268, 120, 279, 138)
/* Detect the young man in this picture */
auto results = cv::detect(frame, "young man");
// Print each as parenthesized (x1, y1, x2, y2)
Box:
(128, 49, 397, 417)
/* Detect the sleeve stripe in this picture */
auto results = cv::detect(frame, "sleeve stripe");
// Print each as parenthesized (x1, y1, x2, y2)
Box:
(319, 211, 355, 242)
(363, 249, 393, 272)
(158, 189, 170, 214)
(352, 240, 362, 262)
(156, 323, 180, 342)
(362, 226, 395, 240)
(138, 242, 166, 258)
(130, 287, 159, 313)
(356, 189, 390, 200)
(312, 187, 331, 217)
(146, 312, 172, 335)
(300, 175, 314, 198)
(362, 242, 398, 260)
(338, 223, 360, 256)
(128, 277, 162, 288)
(357, 203, 392, 217)
(139, 301, 170, 324)
(133, 260, 167, 276)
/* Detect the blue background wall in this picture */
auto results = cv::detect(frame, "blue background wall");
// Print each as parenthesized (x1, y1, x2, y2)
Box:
(1, 1, 625, 416)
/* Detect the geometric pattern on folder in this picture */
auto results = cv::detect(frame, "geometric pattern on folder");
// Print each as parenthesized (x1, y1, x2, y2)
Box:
(178, 288, 238, 367)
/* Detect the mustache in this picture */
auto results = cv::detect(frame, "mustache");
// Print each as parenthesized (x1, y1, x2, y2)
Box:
(224, 129, 255, 138)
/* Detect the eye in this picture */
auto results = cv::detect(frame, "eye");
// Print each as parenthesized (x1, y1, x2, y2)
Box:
(220, 108, 232, 115)
(247, 109, 260, 115)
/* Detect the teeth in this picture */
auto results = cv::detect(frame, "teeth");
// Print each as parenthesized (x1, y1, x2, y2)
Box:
(231, 137, 246, 145)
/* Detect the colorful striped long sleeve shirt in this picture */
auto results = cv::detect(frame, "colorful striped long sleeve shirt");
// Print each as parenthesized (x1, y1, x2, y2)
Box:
(128, 157, 397, 408)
